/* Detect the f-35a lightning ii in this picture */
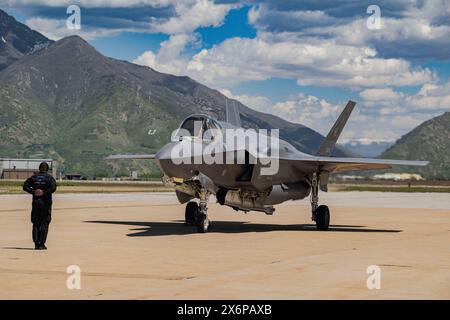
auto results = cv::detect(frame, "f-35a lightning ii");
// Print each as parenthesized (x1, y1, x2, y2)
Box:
(106, 101, 428, 233)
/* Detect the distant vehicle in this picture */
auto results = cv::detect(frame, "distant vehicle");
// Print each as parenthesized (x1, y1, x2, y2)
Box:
(107, 101, 428, 233)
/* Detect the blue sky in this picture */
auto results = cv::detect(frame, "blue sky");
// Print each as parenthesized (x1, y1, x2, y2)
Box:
(1, 0, 449, 143)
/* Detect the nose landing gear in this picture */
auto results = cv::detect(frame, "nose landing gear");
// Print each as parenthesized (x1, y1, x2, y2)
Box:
(185, 189, 211, 233)
(184, 202, 198, 226)
(195, 199, 210, 233)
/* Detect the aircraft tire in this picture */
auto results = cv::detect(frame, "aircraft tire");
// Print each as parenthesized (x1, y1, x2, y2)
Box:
(196, 213, 210, 233)
(315, 205, 330, 231)
(185, 202, 198, 226)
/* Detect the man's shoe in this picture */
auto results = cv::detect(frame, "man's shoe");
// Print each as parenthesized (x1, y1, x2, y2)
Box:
(40, 244, 47, 250)
(35, 244, 41, 250)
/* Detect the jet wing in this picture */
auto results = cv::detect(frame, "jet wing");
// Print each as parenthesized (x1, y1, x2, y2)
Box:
(290, 155, 428, 173)
(104, 154, 156, 160)
(251, 154, 428, 191)
(248, 151, 428, 189)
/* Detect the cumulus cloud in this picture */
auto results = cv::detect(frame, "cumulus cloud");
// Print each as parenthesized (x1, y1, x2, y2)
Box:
(25, 17, 129, 40)
(220, 89, 272, 111)
(130, 1, 438, 91)
(134, 35, 434, 89)
(360, 83, 450, 111)
(407, 82, 450, 110)
(360, 88, 403, 102)
(149, 0, 235, 34)
(134, 33, 198, 75)
(248, 0, 450, 60)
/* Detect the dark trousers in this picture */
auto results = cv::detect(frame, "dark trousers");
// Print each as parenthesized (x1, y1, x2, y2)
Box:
(32, 221, 50, 246)
(31, 200, 52, 246)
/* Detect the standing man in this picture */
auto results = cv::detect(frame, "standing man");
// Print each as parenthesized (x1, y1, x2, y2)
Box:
(23, 162, 57, 250)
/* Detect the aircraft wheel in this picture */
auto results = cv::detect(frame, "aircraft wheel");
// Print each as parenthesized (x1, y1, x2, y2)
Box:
(185, 202, 198, 226)
(196, 213, 210, 233)
(315, 205, 330, 231)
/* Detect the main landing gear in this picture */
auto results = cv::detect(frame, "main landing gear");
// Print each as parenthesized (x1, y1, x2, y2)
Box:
(185, 190, 211, 233)
(310, 172, 330, 231)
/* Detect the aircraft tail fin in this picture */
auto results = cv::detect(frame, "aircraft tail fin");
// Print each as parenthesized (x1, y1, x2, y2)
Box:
(316, 100, 356, 156)
(226, 99, 242, 127)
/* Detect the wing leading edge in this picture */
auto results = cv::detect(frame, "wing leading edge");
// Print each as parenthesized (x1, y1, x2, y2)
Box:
(295, 156, 428, 173)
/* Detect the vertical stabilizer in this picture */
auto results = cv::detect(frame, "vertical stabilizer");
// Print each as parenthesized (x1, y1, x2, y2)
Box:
(316, 100, 356, 156)
(226, 99, 242, 127)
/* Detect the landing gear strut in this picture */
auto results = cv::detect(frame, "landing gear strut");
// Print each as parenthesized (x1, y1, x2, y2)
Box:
(185, 190, 211, 233)
(196, 190, 211, 233)
(310, 172, 330, 231)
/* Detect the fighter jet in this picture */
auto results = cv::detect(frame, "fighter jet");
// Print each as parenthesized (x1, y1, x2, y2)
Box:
(106, 101, 428, 233)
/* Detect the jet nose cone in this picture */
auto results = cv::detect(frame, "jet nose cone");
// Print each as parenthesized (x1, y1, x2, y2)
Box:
(155, 142, 182, 178)
(155, 142, 174, 161)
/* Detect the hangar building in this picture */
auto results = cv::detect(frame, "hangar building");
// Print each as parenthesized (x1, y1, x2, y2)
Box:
(0, 158, 54, 180)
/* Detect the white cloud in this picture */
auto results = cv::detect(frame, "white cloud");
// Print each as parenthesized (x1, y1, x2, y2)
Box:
(360, 88, 403, 102)
(408, 82, 450, 110)
(271, 94, 341, 132)
(248, 1, 450, 60)
(133, 51, 156, 67)
(134, 33, 197, 75)
(134, 35, 434, 89)
(150, 0, 235, 34)
(25, 17, 130, 40)
(220, 89, 272, 111)
(360, 83, 450, 111)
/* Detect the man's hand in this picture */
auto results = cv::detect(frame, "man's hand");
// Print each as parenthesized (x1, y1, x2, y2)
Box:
(35, 189, 44, 197)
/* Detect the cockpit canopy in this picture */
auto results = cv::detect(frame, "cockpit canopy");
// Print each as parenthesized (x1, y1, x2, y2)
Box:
(173, 115, 221, 141)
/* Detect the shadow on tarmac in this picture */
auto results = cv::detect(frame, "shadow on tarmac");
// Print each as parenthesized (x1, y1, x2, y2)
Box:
(86, 220, 402, 237)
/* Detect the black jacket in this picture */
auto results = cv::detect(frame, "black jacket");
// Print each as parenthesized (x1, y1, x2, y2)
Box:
(23, 172, 57, 204)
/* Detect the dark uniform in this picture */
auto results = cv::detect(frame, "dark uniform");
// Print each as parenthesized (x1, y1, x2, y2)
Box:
(23, 166, 57, 250)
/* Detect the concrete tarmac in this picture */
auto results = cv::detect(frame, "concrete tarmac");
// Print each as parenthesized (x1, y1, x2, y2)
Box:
(0, 192, 449, 299)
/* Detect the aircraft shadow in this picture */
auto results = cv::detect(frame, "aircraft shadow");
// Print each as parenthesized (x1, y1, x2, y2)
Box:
(86, 220, 402, 237)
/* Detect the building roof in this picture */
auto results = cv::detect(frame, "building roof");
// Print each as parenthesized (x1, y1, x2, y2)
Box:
(0, 159, 53, 170)
(0, 158, 52, 161)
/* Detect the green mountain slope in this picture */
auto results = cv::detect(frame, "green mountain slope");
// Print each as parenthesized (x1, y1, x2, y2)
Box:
(380, 112, 450, 179)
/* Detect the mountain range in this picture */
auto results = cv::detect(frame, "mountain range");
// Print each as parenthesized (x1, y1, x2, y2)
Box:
(0, 9, 351, 177)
